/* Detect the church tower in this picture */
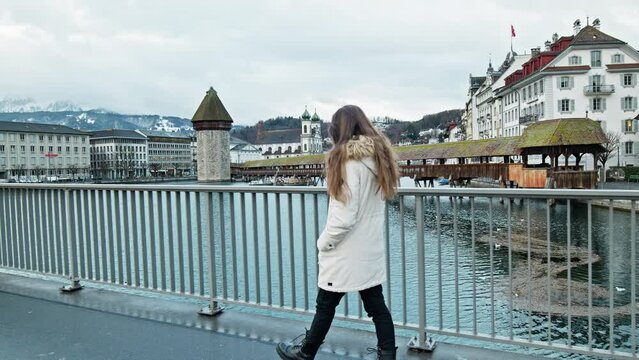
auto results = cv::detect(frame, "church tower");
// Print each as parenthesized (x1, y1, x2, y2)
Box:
(310, 109, 322, 153)
(300, 106, 313, 154)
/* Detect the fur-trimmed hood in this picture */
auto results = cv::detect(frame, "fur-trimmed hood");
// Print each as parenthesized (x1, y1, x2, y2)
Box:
(346, 135, 375, 160)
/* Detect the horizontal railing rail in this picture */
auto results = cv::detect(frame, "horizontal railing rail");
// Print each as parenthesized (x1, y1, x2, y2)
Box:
(0, 183, 637, 359)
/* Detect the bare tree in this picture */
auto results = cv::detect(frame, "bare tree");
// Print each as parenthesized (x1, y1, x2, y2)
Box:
(598, 131, 622, 174)
(68, 164, 79, 180)
(149, 163, 161, 177)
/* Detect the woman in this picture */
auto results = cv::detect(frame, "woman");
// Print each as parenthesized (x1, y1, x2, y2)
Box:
(276, 105, 400, 360)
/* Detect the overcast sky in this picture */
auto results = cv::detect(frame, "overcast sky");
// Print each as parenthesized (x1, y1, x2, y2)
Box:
(1, 1, 638, 125)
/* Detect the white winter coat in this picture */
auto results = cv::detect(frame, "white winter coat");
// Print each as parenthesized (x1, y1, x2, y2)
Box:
(317, 136, 387, 293)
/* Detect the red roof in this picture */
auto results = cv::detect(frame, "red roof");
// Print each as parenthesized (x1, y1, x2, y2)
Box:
(607, 63, 639, 70)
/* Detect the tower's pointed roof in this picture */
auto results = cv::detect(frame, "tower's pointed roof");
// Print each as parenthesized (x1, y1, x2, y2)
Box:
(192, 87, 233, 123)
(311, 109, 320, 122)
(301, 106, 311, 120)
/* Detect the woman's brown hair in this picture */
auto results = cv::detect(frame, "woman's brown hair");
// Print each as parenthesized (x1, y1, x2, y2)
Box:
(325, 105, 400, 202)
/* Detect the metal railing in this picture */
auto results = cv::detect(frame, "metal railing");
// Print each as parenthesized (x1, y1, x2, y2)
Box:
(0, 183, 638, 359)
(584, 85, 615, 95)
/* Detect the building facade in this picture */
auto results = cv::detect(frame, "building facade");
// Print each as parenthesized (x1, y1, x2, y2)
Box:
(466, 19, 639, 168)
(300, 108, 322, 154)
(256, 108, 324, 159)
(143, 131, 193, 177)
(90, 129, 147, 180)
(230, 137, 262, 164)
(0, 121, 90, 181)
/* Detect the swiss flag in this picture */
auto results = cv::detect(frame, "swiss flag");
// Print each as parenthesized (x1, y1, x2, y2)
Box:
(511, 25, 516, 37)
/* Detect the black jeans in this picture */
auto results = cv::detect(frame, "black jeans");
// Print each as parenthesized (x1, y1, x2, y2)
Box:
(303, 284, 395, 354)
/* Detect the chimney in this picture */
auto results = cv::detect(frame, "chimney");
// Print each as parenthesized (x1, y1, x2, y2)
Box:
(593, 18, 601, 30)
(531, 47, 541, 57)
(552, 33, 559, 43)
(544, 40, 551, 51)
(573, 19, 581, 35)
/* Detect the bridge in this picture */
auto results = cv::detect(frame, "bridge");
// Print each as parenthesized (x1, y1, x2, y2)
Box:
(236, 118, 605, 189)
(1, 183, 637, 359)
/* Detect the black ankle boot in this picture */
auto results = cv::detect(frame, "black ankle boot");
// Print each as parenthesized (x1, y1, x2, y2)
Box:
(276, 331, 319, 360)
(376, 346, 397, 360)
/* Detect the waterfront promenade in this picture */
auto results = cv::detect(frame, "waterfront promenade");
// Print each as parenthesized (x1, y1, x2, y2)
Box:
(0, 271, 542, 360)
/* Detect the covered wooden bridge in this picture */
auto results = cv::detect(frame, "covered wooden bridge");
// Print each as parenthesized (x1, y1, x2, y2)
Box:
(235, 118, 606, 189)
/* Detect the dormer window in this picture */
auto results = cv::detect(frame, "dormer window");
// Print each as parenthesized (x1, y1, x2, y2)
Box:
(568, 55, 582, 65)
(612, 53, 625, 64)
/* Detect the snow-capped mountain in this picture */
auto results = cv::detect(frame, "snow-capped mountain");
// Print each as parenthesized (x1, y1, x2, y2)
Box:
(0, 98, 193, 134)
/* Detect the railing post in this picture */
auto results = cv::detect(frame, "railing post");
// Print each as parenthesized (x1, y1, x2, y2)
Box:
(408, 195, 436, 351)
(199, 192, 223, 316)
(61, 189, 82, 292)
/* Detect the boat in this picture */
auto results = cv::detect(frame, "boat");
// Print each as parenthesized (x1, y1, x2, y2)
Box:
(249, 177, 274, 186)
(438, 177, 449, 185)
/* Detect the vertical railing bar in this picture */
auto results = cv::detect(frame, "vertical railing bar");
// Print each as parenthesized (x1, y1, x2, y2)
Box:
(608, 199, 614, 354)
(107, 190, 115, 283)
(527, 198, 532, 342)
(436, 196, 443, 330)
(26, 188, 33, 270)
(131, 191, 140, 287)
(630, 200, 636, 355)
(276, 193, 284, 307)
(344, 292, 349, 318)
(148, 191, 158, 290)
(186, 192, 195, 295)
(288, 193, 296, 309)
(567, 199, 572, 348)
(300, 194, 308, 310)
(508, 198, 513, 340)
(416, 195, 426, 345)
(38, 189, 46, 272)
(489, 197, 495, 338)
(194, 193, 204, 296)
(547, 197, 552, 346)
(176, 192, 186, 293)
(114, 190, 123, 285)
(385, 202, 391, 312)
(0, 189, 5, 266)
(167, 191, 176, 292)
(59, 190, 67, 275)
(139, 191, 149, 289)
(16, 187, 24, 269)
(63, 189, 80, 291)
(74, 189, 84, 278)
(205, 191, 220, 313)
(123, 191, 132, 286)
(6, 189, 12, 268)
(471, 197, 477, 335)
(230, 192, 238, 301)
(252, 192, 261, 304)
(157, 191, 166, 290)
(264, 193, 272, 306)
(176, 192, 185, 293)
(83, 190, 92, 279)
(453, 197, 460, 333)
(313, 193, 320, 288)
(400, 195, 407, 325)
(45, 189, 52, 273)
(219, 193, 229, 300)
(11, 188, 19, 269)
(100, 190, 108, 281)
(592, 201, 596, 350)
(240, 192, 249, 302)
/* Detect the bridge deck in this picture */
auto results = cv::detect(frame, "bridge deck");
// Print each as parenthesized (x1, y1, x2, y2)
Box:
(0, 271, 546, 360)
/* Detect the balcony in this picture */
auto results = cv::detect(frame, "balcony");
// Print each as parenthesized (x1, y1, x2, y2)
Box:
(583, 84, 615, 95)
(519, 114, 539, 125)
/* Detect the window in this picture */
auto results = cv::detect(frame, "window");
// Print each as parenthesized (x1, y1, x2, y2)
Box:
(39, 146, 44, 152)
(19, 134, 25, 141)
(540, 102, 545, 117)
(522, 88, 526, 100)
(590, 97, 606, 112)
(591, 51, 602, 67)
(48, 136, 52, 141)
(534, 83, 538, 96)
(624, 119, 637, 133)
(540, 80, 544, 94)
(0, 145, 4, 153)
(612, 53, 625, 64)
(559, 76, 572, 89)
(30, 146, 35, 152)
(559, 99, 574, 113)
(622, 96, 638, 111)
(66, 136, 70, 142)
(568, 55, 582, 65)
(39, 135, 44, 141)
(623, 74, 636, 87)
(625, 141, 634, 155)
(20, 145, 25, 153)
(10, 145, 15, 152)
(48, 146, 53, 153)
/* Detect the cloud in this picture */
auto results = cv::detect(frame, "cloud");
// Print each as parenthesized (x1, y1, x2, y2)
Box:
(1, 1, 638, 124)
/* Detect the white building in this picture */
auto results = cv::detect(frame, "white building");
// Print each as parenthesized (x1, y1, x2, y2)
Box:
(468, 18, 639, 168)
(230, 137, 262, 164)
(143, 131, 193, 177)
(255, 108, 324, 159)
(300, 108, 322, 154)
(0, 121, 90, 181)
(90, 129, 147, 180)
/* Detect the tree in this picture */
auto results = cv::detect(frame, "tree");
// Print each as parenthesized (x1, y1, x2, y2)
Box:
(149, 163, 161, 177)
(68, 164, 79, 180)
(598, 131, 621, 181)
